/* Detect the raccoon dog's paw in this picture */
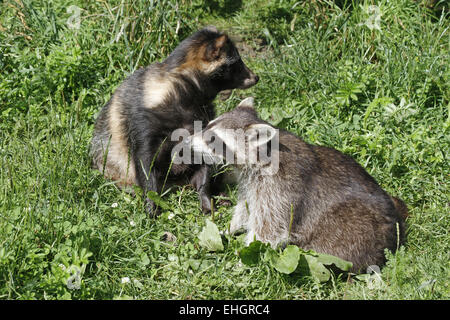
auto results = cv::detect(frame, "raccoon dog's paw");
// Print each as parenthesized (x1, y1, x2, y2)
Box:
(199, 191, 212, 214)
(145, 198, 161, 218)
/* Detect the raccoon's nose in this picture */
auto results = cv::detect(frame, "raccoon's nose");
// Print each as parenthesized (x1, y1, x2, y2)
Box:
(254, 75, 259, 83)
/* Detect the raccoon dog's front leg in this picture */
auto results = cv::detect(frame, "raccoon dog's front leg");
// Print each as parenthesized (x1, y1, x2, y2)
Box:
(190, 164, 212, 213)
(133, 142, 162, 217)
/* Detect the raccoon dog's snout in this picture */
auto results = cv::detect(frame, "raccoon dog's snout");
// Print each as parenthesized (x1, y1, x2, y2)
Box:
(238, 64, 259, 89)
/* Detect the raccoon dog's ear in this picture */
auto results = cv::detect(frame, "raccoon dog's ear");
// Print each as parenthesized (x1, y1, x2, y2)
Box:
(205, 34, 227, 61)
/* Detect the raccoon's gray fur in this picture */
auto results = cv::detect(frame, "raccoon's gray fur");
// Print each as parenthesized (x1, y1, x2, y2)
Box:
(189, 97, 408, 273)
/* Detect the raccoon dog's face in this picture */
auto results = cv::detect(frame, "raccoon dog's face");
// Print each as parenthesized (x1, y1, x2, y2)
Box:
(171, 27, 259, 91)
(189, 98, 278, 167)
(206, 38, 259, 90)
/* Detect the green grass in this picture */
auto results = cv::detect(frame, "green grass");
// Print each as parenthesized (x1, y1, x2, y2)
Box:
(0, 0, 448, 299)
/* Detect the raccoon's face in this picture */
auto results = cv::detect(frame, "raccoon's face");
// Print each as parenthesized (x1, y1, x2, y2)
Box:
(189, 98, 277, 167)
(172, 27, 259, 91)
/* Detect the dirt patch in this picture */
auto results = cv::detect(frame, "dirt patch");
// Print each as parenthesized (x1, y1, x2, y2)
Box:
(234, 37, 271, 59)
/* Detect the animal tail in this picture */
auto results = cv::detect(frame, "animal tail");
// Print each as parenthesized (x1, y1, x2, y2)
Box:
(391, 196, 409, 221)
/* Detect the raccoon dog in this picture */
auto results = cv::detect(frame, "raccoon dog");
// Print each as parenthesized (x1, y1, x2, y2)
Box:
(189, 97, 408, 272)
(90, 27, 259, 215)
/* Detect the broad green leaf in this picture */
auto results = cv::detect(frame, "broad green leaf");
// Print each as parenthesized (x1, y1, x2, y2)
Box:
(240, 240, 265, 266)
(262, 246, 278, 264)
(304, 255, 331, 282)
(198, 219, 224, 252)
(267, 245, 300, 274)
(316, 252, 353, 271)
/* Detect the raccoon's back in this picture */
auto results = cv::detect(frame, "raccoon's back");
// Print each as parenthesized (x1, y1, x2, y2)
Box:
(311, 145, 387, 197)
(278, 136, 401, 218)
(300, 144, 406, 232)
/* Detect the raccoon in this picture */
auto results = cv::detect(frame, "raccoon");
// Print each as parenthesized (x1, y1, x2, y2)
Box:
(90, 27, 259, 215)
(189, 97, 408, 272)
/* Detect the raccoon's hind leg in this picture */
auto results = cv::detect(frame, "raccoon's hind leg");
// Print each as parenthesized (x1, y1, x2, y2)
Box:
(190, 164, 212, 213)
(295, 199, 402, 273)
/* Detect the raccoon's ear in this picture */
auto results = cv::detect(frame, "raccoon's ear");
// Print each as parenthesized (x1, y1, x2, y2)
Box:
(236, 97, 258, 117)
(237, 97, 254, 108)
(205, 35, 227, 61)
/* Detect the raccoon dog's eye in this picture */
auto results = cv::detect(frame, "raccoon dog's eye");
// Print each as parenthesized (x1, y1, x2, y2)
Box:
(217, 65, 226, 73)
(229, 59, 243, 72)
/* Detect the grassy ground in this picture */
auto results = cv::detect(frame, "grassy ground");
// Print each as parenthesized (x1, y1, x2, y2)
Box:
(0, 0, 448, 299)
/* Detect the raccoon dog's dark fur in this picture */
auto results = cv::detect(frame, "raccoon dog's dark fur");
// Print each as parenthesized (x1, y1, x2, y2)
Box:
(189, 98, 408, 273)
(90, 27, 259, 215)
